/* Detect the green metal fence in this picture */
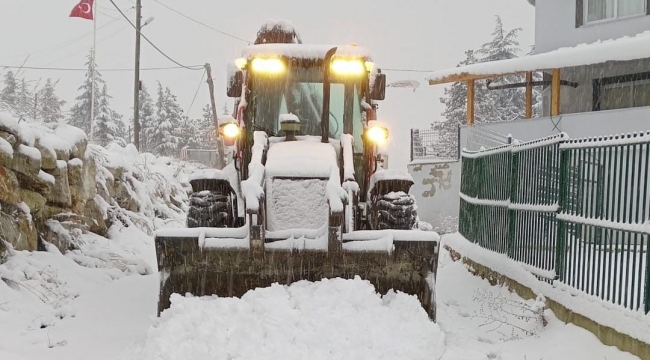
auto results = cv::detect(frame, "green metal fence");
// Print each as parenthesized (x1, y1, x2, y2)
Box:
(459, 132, 650, 313)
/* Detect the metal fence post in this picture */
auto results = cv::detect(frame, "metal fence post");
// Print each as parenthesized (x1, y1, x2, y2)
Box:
(555, 147, 570, 281)
(507, 150, 519, 259)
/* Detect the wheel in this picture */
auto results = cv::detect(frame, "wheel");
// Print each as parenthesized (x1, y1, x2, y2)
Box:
(372, 191, 418, 230)
(186, 190, 234, 228)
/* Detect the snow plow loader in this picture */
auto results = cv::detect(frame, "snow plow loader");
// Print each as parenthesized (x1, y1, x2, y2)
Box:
(154, 23, 440, 320)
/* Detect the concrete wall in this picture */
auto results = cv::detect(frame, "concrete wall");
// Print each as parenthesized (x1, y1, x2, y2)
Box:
(408, 160, 461, 233)
(535, 0, 650, 53)
(460, 106, 650, 151)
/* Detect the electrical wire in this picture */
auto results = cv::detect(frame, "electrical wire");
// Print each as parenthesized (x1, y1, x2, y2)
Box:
(107, 0, 204, 70)
(186, 69, 207, 115)
(42, 24, 131, 66)
(0, 65, 205, 72)
(152, 0, 251, 44)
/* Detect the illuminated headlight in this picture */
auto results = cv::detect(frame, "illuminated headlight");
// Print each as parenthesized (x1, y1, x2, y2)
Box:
(331, 59, 366, 75)
(221, 122, 241, 139)
(251, 58, 285, 74)
(367, 123, 389, 144)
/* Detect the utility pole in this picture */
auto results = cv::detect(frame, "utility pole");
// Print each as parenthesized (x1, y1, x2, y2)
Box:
(133, 0, 142, 150)
(205, 63, 225, 169)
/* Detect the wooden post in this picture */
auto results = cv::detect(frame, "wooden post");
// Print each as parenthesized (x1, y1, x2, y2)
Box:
(467, 79, 475, 125)
(551, 68, 561, 116)
(205, 63, 226, 169)
(525, 72, 533, 119)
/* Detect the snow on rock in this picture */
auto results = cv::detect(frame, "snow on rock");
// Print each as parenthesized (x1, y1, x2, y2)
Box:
(0, 136, 13, 158)
(120, 277, 445, 360)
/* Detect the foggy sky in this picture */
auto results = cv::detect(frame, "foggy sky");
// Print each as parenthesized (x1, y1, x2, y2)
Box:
(0, 0, 535, 170)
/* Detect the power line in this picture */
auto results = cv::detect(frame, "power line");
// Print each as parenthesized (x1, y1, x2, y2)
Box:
(0, 65, 205, 72)
(152, 0, 251, 44)
(107, 0, 203, 70)
(187, 68, 207, 115)
(42, 24, 131, 66)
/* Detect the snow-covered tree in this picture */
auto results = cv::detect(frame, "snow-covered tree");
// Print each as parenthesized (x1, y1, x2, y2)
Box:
(0, 71, 18, 108)
(475, 16, 526, 123)
(150, 82, 182, 156)
(134, 83, 156, 152)
(68, 50, 104, 136)
(178, 104, 215, 150)
(94, 84, 126, 146)
(440, 16, 538, 126)
(36, 79, 66, 123)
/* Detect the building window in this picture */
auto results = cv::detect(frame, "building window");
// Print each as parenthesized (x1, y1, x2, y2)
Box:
(593, 72, 650, 111)
(584, 0, 646, 23)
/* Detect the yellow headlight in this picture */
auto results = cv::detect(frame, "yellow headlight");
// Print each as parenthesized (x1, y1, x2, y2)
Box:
(251, 58, 285, 74)
(331, 59, 366, 75)
(222, 123, 241, 139)
(367, 125, 389, 144)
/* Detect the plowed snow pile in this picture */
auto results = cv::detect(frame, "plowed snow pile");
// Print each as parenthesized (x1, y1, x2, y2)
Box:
(120, 277, 445, 360)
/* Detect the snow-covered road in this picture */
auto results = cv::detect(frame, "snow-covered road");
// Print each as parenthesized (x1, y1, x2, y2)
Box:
(0, 235, 640, 360)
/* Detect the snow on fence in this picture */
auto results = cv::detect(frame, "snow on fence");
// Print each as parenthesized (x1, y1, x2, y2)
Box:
(459, 131, 650, 314)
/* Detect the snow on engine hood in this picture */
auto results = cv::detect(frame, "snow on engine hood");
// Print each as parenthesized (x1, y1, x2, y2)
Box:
(265, 141, 338, 179)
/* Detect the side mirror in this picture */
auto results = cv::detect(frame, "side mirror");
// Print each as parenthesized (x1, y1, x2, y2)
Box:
(371, 73, 386, 100)
(227, 70, 243, 98)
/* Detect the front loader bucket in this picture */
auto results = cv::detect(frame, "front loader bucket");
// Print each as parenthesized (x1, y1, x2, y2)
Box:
(155, 228, 439, 321)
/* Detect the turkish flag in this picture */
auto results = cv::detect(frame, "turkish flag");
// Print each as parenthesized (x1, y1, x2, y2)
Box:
(70, 0, 94, 20)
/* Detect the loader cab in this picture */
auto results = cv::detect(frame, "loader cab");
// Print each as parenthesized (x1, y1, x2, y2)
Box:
(227, 44, 386, 190)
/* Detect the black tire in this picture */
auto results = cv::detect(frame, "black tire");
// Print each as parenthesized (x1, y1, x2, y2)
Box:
(373, 192, 418, 230)
(186, 190, 234, 228)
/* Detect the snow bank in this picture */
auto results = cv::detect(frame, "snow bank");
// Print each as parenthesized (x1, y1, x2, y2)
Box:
(120, 277, 445, 360)
(444, 233, 650, 345)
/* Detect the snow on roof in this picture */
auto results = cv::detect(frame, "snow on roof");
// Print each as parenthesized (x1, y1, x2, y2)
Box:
(427, 31, 650, 84)
(265, 141, 338, 179)
(242, 43, 371, 60)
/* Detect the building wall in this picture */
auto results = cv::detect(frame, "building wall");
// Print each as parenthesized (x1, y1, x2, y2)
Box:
(540, 59, 650, 116)
(408, 160, 461, 233)
(535, 0, 650, 53)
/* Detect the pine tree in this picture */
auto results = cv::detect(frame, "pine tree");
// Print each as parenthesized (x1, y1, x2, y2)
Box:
(475, 16, 526, 123)
(68, 49, 104, 136)
(16, 79, 36, 120)
(36, 79, 66, 123)
(0, 71, 18, 110)
(150, 82, 182, 156)
(94, 84, 126, 146)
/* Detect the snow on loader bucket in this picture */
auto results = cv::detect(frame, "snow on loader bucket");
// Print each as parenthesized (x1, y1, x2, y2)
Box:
(155, 21, 440, 321)
(155, 226, 439, 321)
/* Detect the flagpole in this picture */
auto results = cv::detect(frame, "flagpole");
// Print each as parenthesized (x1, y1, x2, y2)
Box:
(89, 0, 97, 142)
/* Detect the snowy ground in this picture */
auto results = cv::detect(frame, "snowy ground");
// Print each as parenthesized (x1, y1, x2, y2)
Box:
(0, 233, 641, 360)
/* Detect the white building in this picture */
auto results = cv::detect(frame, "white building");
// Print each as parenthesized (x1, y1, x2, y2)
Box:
(410, 0, 650, 231)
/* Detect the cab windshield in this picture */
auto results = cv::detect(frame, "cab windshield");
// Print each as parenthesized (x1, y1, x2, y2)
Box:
(246, 62, 366, 153)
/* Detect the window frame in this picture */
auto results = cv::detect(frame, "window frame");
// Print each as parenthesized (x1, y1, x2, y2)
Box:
(592, 71, 650, 111)
(581, 0, 648, 25)
(575, 0, 650, 28)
